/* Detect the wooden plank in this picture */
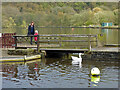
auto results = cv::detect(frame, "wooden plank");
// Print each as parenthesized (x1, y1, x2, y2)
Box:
(40, 48, 88, 53)
(17, 43, 60, 48)
(61, 40, 96, 42)
(14, 34, 97, 37)
(104, 44, 120, 47)
(92, 47, 119, 52)
(13, 35, 38, 37)
(39, 40, 96, 42)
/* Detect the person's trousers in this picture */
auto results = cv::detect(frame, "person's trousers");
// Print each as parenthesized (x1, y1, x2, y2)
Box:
(28, 34, 34, 45)
(31, 36, 33, 44)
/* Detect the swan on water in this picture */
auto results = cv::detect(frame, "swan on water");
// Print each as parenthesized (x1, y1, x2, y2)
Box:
(71, 53, 84, 65)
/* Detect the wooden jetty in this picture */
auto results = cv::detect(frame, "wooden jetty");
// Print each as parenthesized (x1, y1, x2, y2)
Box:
(1, 33, 119, 53)
(1, 33, 119, 61)
(13, 34, 98, 53)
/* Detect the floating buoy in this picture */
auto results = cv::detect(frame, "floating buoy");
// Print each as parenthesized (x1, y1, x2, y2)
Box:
(91, 76, 100, 84)
(91, 67, 100, 76)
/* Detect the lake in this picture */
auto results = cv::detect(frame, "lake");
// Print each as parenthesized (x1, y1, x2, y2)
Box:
(2, 55, 119, 88)
(2, 27, 118, 45)
(1, 27, 119, 88)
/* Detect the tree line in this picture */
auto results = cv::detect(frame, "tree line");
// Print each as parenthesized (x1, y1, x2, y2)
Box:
(2, 2, 118, 28)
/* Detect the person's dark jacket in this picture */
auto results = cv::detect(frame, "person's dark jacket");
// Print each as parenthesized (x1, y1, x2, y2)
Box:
(28, 25, 35, 35)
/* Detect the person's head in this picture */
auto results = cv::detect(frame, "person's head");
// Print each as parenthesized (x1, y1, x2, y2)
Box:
(35, 30, 38, 33)
(31, 21, 34, 26)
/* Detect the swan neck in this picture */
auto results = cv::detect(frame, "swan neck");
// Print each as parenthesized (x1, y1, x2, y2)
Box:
(79, 55, 81, 58)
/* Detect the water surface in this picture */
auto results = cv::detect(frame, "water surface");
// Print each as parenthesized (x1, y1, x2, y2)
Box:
(2, 56, 119, 88)
(2, 27, 118, 45)
(2, 27, 119, 88)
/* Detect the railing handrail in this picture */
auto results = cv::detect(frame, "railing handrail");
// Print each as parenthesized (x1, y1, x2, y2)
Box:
(13, 34, 98, 53)
(13, 35, 39, 37)
(13, 34, 97, 37)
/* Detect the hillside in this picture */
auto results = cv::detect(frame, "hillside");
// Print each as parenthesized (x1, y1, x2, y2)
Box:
(2, 2, 118, 28)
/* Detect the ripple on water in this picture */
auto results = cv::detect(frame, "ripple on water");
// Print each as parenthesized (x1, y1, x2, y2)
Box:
(49, 64, 54, 67)
(2, 55, 119, 88)
(58, 64, 62, 67)
(28, 78, 33, 80)
(11, 78, 20, 82)
(15, 82, 21, 85)
(58, 73, 66, 77)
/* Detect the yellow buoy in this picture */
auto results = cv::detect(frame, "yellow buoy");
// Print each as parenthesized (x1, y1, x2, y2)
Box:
(91, 76, 100, 84)
(91, 67, 100, 76)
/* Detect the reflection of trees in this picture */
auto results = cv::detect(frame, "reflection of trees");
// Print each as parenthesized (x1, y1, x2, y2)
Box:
(2, 64, 18, 78)
(2, 60, 42, 80)
(17, 64, 29, 79)
(101, 29, 118, 45)
(2, 57, 118, 81)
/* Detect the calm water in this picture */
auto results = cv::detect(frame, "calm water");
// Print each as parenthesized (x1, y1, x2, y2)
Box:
(2, 27, 118, 45)
(2, 27, 119, 88)
(2, 55, 119, 88)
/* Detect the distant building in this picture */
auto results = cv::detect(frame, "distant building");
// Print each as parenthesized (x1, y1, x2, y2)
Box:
(101, 22, 113, 27)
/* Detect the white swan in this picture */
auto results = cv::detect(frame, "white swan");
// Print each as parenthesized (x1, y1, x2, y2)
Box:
(71, 53, 83, 65)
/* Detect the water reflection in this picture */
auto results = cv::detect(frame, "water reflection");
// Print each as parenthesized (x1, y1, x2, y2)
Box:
(2, 27, 119, 45)
(91, 76, 100, 87)
(101, 29, 118, 44)
(2, 56, 119, 88)
(72, 62, 82, 69)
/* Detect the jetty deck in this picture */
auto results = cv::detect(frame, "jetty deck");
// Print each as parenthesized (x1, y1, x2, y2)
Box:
(92, 47, 119, 52)
(1, 34, 119, 62)
(16, 44, 119, 52)
(11, 34, 120, 53)
(13, 34, 98, 52)
(1, 34, 119, 54)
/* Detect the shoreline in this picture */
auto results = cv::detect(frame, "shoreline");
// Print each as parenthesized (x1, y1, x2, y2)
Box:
(36, 26, 119, 29)
(2, 26, 119, 29)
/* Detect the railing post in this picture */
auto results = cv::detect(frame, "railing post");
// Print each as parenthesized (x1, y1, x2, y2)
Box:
(59, 36, 62, 47)
(88, 35, 91, 52)
(96, 35, 98, 47)
(14, 36, 17, 49)
(37, 35, 39, 53)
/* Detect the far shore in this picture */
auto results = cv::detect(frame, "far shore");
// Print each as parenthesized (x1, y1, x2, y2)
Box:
(2, 25, 119, 29)
(35, 26, 119, 29)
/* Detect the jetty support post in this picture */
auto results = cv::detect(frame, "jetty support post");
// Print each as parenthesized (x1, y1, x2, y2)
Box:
(37, 35, 39, 53)
(14, 36, 17, 49)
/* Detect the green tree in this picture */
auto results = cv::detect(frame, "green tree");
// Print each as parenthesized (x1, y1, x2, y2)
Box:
(21, 20, 27, 28)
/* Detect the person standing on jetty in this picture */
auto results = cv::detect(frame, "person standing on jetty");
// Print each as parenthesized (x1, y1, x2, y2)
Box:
(28, 21, 35, 45)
